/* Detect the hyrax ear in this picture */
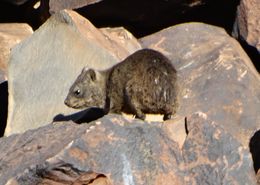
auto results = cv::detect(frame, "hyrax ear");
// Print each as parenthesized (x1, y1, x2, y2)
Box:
(82, 66, 90, 73)
(87, 69, 96, 81)
(81, 67, 96, 81)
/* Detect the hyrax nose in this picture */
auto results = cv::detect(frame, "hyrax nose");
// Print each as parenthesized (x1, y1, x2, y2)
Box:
(64, 99, 69, 106)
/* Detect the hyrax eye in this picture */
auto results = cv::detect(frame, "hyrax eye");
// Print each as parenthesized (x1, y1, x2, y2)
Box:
(74, 89, 81, 96)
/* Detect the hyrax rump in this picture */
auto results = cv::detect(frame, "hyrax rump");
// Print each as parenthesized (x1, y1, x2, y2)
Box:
(64, 48, 178, 120)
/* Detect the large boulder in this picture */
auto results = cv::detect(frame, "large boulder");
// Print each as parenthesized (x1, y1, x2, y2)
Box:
(0, 113, 256, 184)
(182, 112, 256, 184)
(139, 22, 260, 147)
(6, 9, 140, 136)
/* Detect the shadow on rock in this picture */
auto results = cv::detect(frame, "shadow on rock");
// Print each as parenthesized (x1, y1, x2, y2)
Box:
(250, 130, 260, 173)
(0, 81, 8, 137)
(53, 108, 105, 124)
(238, 40, 260, 72)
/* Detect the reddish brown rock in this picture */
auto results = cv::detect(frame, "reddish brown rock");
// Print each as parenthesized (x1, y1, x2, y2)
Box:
(183, 112, 256, 184)
(0, 121, 86, 185)
(0, 69, 6, 84)
(62, 10, 138, 61)
(100, 27, 141, 55)
(0, 113, 256, 184)
(0, 115, 185, 185)
(140, 22, 260, 147)
(0, 23, 33, 81)
(0, 23, 32, 136)
(233, 0, 260, 52)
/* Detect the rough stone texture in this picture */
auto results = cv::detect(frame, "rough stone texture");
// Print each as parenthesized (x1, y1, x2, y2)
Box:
(100, 27, 142, 55)
(140, 22, 260, 147)
(0, 23, 33, 81)
(0, 115, 184, 185)
(183, 112, 256, 185)
(6, 10, 140, 136)
(49, 0, 102, 14)
(0, 113, 256, 184)
(0, 121, 87, 185)
(0, 69, 6, 84)
(233, 0, 260, 52)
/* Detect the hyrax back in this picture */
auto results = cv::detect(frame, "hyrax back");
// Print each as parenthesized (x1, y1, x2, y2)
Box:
(65, 48, 178, 120)
(107, 49, 178, 120)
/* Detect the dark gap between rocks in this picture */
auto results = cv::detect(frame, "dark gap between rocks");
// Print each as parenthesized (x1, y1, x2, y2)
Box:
(0, 0, 50, 30)
(76, 0, 240, 37)
(0, 81, 8, 137)
(249, 130, 260, 173)
(238, 40, 260, 72)
(75, 0, 260, 71)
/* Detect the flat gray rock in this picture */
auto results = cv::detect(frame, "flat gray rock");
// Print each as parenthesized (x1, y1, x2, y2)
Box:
(6, 10, 140, 136)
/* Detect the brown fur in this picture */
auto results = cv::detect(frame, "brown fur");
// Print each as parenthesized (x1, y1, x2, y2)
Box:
(65, 49, 178, 120)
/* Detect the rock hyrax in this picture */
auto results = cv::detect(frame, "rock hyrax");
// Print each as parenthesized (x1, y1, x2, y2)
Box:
(64, 48, 178, 120)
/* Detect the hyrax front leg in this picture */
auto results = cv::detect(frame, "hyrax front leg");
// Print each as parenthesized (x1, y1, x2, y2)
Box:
(163, 113, 172, 121)
(108, 90, 124, 115)
(134, 109, 146, 120)
(125, 88, 146, 120)
(163, 106, 173, 121)
(130, 98, 145, 120)
(163, 100, 177, 120)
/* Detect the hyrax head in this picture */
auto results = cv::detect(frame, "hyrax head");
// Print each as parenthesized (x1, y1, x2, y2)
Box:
(64, 67, 106, 109)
